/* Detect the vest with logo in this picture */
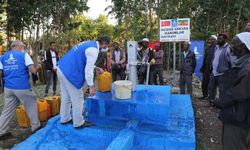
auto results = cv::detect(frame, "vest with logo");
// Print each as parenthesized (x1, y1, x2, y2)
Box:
(58, 41, 98, 89)
(1, 50, 31, 89)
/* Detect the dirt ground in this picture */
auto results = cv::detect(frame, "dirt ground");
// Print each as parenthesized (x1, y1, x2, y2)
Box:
(0, 73, 222, 150)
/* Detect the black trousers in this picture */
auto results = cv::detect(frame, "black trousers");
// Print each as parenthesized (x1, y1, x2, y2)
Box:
(208, 74, 224, 101)
(179, 74, 192, 95)
(201, 66, 211, 97)
(112, 67, 125, 82)
(45, 70, 57, 94)
(150, 65, 164, 85)
(223, 123, 250, 150)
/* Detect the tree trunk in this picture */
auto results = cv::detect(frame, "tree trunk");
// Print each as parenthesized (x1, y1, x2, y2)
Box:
(236, 6, 242, 34)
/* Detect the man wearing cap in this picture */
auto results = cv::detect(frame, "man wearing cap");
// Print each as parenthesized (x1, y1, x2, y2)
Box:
(57, 37, 109, 128)
(0, 40, 41, 140)
(111, 41, 126, 81)
(199, 35, 217, 99)
(208, 33, 236, 105)
(218, 32, 250, 150)
(137, 38, 155, 84)
(179, 41, 196, 95)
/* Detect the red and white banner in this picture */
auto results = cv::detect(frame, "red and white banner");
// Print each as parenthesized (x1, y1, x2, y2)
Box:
(160, 18, 190, 42)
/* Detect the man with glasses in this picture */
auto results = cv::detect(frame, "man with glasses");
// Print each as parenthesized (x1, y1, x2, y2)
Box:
(0, 40, 41, 140)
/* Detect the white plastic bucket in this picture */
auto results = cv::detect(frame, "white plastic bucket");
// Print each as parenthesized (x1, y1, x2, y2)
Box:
(113, 80, 133, 99)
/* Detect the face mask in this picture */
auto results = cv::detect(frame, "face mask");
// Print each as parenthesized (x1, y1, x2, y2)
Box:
(101, 48, 108, 52)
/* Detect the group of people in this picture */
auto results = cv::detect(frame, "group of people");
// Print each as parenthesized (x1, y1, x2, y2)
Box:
(0, 24, 250, 150)
(198, 23, 250, 150)
(95, 38, 165, 85)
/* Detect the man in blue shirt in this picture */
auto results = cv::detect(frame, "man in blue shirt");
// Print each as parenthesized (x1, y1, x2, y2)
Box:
(57, 37, 109, 128)
(0, 40, 41, 140)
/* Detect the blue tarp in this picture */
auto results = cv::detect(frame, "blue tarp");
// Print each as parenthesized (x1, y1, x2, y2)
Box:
(13, 85, 195, 150)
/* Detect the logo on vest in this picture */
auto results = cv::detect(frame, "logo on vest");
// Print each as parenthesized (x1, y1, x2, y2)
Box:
(4, 53, 18, 70)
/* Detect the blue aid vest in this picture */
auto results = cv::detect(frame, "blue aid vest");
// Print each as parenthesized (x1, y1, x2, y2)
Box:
(58, 41, 98, 89)
(1, 50, 31, 89)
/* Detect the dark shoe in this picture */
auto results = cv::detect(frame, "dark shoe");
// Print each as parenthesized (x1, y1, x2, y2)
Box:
(61, 119, 73, 125)
(75, 121, 93, 129)
(0, 132, 12, 140)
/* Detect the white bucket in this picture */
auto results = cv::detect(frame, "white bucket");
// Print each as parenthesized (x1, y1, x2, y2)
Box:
(113, 80, 133, 99)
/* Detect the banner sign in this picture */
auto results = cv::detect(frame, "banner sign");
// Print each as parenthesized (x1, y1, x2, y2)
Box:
(190, 40, 205, 80)
(160, 18, 190, 42)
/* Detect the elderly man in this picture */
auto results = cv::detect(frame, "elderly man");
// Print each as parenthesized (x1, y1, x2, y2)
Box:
(199, 35, 217, 99)
(219, 32, 250, 150)
(0, 40, 41, 140)
(57, 37, 109, 128)
(179, 41, 196, 95)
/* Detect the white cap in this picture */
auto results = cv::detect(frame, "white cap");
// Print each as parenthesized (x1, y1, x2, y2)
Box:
(236, 32, 250, 51)
(210, 35, 217, 40)
(142, 38, 149, 42)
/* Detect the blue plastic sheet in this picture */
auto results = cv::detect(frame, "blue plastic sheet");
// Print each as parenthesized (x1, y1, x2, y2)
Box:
(13, 85, 195, 150)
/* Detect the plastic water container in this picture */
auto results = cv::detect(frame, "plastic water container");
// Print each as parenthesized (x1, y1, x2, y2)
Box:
(44, 96, 60, 116)
(47, 103, 51, 118)
(16, 105, 30, 128)
(113, 80, 133, 99)
(37, 100, 48, 121)
(53, 96, 61, 110)
(97, 71, 112, 92)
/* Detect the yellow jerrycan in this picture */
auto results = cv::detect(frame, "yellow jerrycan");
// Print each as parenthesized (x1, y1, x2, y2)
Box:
(37, 100, 48, 121)
(16, 105, 30, 128)
(97, 71, 112, 92)
(44, 96, 60, 116)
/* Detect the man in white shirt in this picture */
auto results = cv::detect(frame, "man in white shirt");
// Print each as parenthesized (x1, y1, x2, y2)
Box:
(57, 37, 109, 128)
(44, 42, 59, 96)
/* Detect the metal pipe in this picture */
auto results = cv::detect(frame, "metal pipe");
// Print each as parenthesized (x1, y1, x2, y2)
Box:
(173, 42, 176, 85)
(146, 63, 150, 85)
(129, 63, 137, 91)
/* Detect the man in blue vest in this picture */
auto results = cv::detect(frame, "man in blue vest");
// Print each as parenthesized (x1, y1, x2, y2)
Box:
(57, 37, 110, 128)
(0, 40, 41, 140)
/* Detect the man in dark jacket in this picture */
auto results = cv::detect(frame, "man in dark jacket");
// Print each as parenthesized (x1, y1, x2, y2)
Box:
(179, 41, 196, 95)
(199, 35, 217, 99)
(44, 42, 59, 96)
(219, 32, 250, 150)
